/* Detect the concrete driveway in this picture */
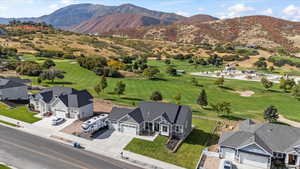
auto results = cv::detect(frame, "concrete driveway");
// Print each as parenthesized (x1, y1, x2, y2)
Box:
(219, 160, 266, 169)
(33, 116, 76, 132)
(89, 129, 134, 154)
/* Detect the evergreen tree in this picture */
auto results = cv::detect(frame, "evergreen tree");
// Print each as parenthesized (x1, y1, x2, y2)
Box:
(263, 105, 279, 122)
(100, 76, 108, 92)
(150, 91, 163, 101)
(197, 89, 208, 107)
(114, 81, 126, 96)
(261, 77, 273, 90)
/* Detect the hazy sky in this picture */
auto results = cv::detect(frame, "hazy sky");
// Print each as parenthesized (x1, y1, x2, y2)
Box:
(1, 0, 300, 21)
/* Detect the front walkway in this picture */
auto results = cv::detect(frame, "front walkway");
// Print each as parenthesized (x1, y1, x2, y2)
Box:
(0, 115, 183, 169)
(278, 115, 300, 128)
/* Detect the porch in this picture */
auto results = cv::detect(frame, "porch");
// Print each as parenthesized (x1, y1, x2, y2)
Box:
(140, 121, 171, 137)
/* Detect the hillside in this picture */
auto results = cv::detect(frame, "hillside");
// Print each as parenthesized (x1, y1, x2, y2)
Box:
(71, 14, 163, 34)
(105, 15, 300, 51)
(176, 14, 219, 24)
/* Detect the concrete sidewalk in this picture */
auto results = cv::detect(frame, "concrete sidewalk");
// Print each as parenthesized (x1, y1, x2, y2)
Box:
(0, 115, 187, 169)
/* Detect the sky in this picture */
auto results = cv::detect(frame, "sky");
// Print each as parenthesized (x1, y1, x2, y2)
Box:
(1, 0, 300, 21)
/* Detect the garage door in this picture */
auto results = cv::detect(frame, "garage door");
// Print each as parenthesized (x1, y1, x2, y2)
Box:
(222, 148, 236, 160)
(240, 152, 269, 168)
(121, 124, 137, 135)
(55, 110, 66, 118)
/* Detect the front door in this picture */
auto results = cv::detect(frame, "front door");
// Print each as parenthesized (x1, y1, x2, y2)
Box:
(160, 125, 169, 136)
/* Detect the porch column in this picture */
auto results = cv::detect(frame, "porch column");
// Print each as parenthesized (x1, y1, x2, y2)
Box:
(285, 154, 289, 165)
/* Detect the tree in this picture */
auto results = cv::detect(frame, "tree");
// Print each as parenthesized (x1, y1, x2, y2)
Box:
(165, 59, 171, 65)
(143, 68, 160, 80)
(107, 60, 124, 70)
(269, 66, 275, 72)
(214, 76, 225, 87)
(261, 77, 273, 90)
(279, 77, 296, 92)
(94, 84, 101, 96)
(263, 105, 279, 122)
(174, 93, 181, 104)
(150, 91, 163, 101)
(211, 102, 232, 117)
(166, 66, 177, 76)
(100, 76, 108, 92)
(42, 59, 56, 69)
(191, 77, 199, 87)
(292, 84, 300, 99)
(197, 89, 208, 108)
(39, 69, 64, 83)
(254, 57, 267, 69)
(114, 81, 126, 96)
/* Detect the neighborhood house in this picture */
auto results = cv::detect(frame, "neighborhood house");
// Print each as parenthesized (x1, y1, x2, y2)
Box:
(219, 120, 300, 169)
(0, 78, 28, 101)
(109, 101, 192, 138)
(30, 87, 94, 120)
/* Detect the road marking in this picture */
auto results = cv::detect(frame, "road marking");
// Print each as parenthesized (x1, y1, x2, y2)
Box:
(0, 137, 90, 169)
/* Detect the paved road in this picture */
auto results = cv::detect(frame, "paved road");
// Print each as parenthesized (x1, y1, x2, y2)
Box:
(0, 125, 142, 169)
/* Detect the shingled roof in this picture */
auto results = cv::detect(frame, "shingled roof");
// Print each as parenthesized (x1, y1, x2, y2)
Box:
(109, 101, 191, 125)
(33, 87, 93, 108)
(219, 120, 300, 154)
(0, 78, 27, 89)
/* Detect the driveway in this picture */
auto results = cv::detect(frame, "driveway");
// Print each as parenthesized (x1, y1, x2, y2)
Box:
(219, 160, 266, 169)
(88, 129, 134, 154)
(32, 116, 76, 132)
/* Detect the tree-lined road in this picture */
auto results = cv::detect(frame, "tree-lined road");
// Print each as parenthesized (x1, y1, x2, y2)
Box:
(0, 125, 142, 169)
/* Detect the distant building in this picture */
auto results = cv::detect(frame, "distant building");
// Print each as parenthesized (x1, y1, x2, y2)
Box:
(0, 78, 28, 101)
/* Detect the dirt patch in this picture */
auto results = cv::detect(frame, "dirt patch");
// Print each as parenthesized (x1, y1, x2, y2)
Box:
(235, 90, 255, 97)
(61, 120, 83, 135)
(119, 70, 139, 78)
(202, 156, 220, 169)
(93, 98, 134, 114)
(0, 70, 18, 76)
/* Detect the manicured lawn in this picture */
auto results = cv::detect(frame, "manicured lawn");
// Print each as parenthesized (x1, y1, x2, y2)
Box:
(0, 120, 17, 127)
(23, 56, 300, 122)
(124, 118, 217, 169)
(0, 103, 40, 123)
(0, 165, 11, 169)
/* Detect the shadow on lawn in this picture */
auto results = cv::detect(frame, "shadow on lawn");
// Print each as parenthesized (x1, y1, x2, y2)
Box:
(46, 81, 75, 85)
(220, 115, 245, 121)
(184, 129, 219, 147)
(122, 97, 144, 102)
(219, 86, 234, 91)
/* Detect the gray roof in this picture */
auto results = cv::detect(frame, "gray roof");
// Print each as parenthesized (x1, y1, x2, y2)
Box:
(219, 120, 300, 154)
(0, 78, 27, 89)
(34, 87, 93, 108)
(109, 101, 192, 125)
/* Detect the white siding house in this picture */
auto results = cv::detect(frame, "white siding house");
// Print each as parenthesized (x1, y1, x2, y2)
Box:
(30, 87, 93, 120)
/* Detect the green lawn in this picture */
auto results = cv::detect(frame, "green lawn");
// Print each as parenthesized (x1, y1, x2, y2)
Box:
(0, 120, 18, 127)
(0, 165, 11, 169)
(0, 103, 40, 123)
(124, 118, 217, 169)
(23, 56, 300, 122)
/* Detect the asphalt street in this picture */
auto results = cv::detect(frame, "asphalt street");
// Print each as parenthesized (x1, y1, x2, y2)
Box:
(0, 125, 142, 169)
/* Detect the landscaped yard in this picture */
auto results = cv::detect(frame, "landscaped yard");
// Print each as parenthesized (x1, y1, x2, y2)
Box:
(0, 103, 40, 123)
(124, 118, 218, 169)
(0, 164, 11, 169)
(22, 56, 300, 122)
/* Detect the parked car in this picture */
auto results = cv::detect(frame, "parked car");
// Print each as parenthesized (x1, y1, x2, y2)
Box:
(52, 117, 65, 126)
(223, 160, 232, 169)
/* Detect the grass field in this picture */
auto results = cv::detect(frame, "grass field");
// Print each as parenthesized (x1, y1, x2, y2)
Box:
(0, 120, 17, 127)
(0, 165, 11, 169)
(125, 118, 217, 169)
(0, 103, 40, 123)
(23, 56, 300, 122)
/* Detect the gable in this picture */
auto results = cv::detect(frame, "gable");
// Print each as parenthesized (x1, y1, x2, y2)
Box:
(51, 98, 68, 109)
(239, 143, 271, 156)
(119, 114, 139, 124)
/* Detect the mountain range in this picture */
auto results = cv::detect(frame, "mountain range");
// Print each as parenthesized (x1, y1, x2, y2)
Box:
(1, 3, 300, 51)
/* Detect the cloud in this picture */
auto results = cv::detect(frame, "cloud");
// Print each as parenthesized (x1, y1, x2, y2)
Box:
(262, 8, 273, 15)
(282, 5, 300, 21)
(198, 8, 205, 13)
(60, 0, 75, 5)
(219, 3, 255, 19)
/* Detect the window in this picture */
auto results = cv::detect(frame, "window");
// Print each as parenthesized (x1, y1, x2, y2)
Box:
(163, 126, 168, 132)
(175, 125, 182, 133)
